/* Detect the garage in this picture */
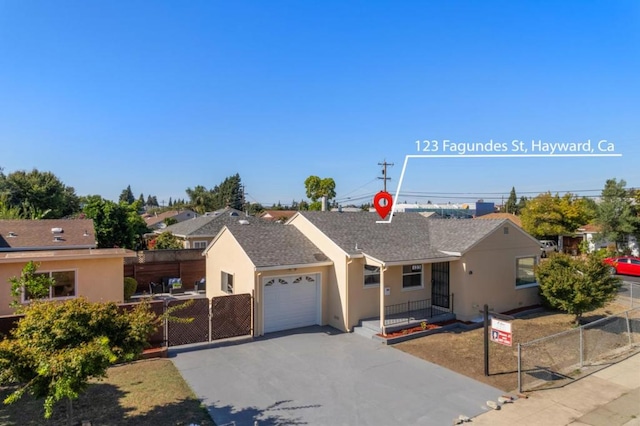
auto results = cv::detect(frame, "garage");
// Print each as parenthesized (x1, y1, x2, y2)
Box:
(263, 274, 320, 333)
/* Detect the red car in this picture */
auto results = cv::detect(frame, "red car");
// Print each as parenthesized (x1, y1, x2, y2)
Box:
(603, 256, 640, 276)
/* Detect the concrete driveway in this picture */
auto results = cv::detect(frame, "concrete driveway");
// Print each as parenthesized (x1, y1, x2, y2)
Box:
(170, 326, 503, 426)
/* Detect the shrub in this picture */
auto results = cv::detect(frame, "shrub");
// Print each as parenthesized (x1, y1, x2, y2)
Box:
(124, 277, 138, 301)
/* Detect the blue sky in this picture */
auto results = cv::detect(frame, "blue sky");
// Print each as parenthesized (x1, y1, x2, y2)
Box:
(1, 1, 638, 207)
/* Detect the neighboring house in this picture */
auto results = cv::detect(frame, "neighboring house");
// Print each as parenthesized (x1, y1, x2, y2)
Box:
(158, 208, 256, 249)
(474, 212, 522, 228)
(205, 211, 541, 336)
(576, 224, 639, 256)
(259, 210, 298, 222)
(143, 209, 198, 230)
(0, 219, 136, 316)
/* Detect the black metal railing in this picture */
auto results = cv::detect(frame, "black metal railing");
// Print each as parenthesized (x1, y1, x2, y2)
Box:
(384, 295, 453, 326)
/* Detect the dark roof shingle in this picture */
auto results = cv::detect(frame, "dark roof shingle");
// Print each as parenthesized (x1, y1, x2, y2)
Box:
(0, 219, 97, 251)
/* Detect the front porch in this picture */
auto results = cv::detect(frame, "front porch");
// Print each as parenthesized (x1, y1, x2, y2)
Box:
(357, 297, 456, 336)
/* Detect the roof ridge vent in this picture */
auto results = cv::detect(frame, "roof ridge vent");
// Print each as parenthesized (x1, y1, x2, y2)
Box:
(7, 231, 17, 237)
(238, 219, 250, 225)
(51, 227, 64, 234)
(53, 235, 64, 242)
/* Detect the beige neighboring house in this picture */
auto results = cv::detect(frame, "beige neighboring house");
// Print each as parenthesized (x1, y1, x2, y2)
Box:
(205, 211, 541, 336)
(158, 208, 256, 249)
(0, 219, 136, 316)
(143, 209, 198, 230)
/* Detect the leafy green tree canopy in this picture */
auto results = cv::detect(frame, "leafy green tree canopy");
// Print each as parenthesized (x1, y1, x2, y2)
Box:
(0, 169, 80, 218)
(521, 192, 595, 239)
(151, 231, 183, 250)
(83, 196, 149, 250)
(595, 178, 639, 249)
(8, 261, 54, 311)
(304, 176, 336, 210)
(535, 252, 621, 323)
(0, 298, 158, 419)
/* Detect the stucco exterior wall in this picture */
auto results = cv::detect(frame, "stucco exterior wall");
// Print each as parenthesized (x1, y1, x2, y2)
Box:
(451, 222, 541, 321)
(0, 257, 125, 316)
(205, 230, 255, 299)
(347, 260, 433, 329)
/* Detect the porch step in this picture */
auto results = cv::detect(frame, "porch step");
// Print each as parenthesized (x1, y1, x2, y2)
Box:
(385, 312, 456, 334)
(353, 325, 378, 340)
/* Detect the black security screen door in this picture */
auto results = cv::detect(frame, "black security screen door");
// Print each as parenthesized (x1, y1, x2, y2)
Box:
(431, 262, 450, 308)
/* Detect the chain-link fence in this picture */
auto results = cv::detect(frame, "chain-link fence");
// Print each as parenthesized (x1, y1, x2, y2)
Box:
(518, 307, 640, 392)
(618, 281, 639, 309)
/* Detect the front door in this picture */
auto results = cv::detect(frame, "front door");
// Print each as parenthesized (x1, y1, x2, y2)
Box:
(431, 262, 450, 308)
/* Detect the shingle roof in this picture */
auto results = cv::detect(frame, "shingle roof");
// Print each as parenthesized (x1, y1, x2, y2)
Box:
(161, 208, 256, 237)
(297, 212, 507, 262)
(475, 212, 522, 227)
(0, 219, 97, 251)
(224, 223, 330, 268)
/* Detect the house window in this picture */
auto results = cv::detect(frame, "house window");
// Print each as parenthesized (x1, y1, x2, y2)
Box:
(363, 265, 380, 287)
(221, 271, 234, 294)
(24, 270, 76, 301)
(516, 257, 537, 287)
(193, 241, 208, 249)
(402, 264, 423, 289)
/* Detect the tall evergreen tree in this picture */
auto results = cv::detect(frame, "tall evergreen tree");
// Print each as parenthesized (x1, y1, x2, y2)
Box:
(119, 185, 135, 204)
(505, 187, 518, 214)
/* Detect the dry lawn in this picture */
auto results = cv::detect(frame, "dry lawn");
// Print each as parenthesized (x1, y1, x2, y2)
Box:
(0, 358, 214, 426)
(396, 302, 631, 392)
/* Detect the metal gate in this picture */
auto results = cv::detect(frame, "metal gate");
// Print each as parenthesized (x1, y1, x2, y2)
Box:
(431, 262, 450, 308)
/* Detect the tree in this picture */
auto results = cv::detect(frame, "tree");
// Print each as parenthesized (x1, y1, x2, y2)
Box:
(151, 231, 183, 250)
(535, 252, 621, 323)
(521, 192, 595, 239)
(504, 187, 518, 214)
(138, 193, 145, 206)
(83, 196, 149, 250)
(164, 217, 178, 226)
(8, 261, 54, 310)
(0, 298, 158, 420)
(595, 178, 639, 250)
(186, 174, 244, 213)
(304, 176, 336, 210)
(118, 185, 135, 204)
(0, 169, 80, 218)
(0, 194, 23, 219)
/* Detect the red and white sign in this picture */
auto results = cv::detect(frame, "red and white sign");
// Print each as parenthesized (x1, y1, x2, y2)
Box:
(490, 318, 512, 347)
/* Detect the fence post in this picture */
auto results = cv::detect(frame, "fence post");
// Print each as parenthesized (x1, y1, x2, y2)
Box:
(579, 325, 584, 368)
(625, 311, 632, 347)
(208, 297, 212, 343)
(407, 300, 411, 324)
(517, 343, 522, 394)
(164, 299, 169, 348)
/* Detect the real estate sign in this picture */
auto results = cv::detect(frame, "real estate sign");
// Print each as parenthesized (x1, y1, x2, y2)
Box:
(490, 318, 512, 347)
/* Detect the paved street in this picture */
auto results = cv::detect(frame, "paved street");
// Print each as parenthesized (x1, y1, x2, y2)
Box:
(170, 326, 503, 426)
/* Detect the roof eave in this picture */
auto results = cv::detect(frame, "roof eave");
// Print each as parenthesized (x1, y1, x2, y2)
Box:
(255, 260, 334, 272)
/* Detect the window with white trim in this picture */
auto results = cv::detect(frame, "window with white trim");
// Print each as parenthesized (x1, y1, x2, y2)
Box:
(516, 256, 537, 287)
(193, 241, 208, 249)
(363, 265, 380, 287)
(24, 270, 76, 301)
(402, 264, 423, 289)
(221, 271, 234, 294)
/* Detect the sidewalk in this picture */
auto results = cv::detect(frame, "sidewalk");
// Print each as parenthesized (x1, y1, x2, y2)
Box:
(471, 352, 640, 426)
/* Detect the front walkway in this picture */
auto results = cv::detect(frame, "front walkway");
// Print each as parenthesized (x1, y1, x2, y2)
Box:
(471, 352, 640, 426)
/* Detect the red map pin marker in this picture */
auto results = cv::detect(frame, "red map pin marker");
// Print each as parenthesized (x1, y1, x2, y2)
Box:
(373, 191, 393, 219)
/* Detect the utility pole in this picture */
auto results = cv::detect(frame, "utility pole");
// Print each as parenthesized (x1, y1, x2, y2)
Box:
(378, 160, 394, 192)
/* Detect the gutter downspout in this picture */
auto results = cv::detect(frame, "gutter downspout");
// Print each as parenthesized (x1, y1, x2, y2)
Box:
(255, 271, 262, 337)
(346, 257, 353, 332)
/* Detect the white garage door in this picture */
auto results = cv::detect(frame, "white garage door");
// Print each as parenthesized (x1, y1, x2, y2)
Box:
(263, 274, 320, 333)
